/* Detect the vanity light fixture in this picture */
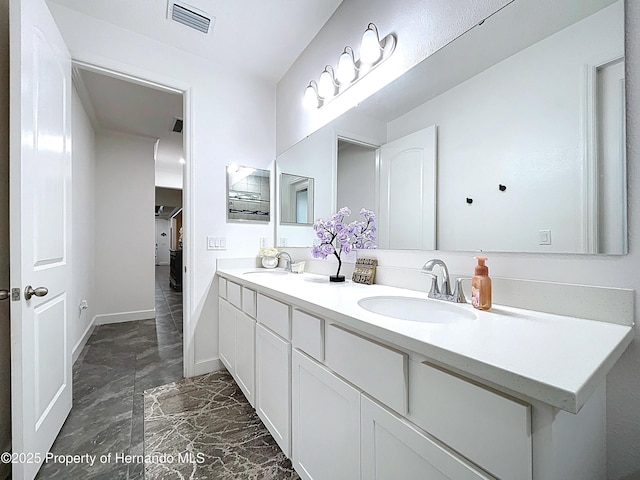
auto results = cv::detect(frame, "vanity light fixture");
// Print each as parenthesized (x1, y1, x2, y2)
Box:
(303, 22, 396, 109)
(360, 23, 384, 64)
(318, 65, 338, 100)
(337, 46, 358, 84)
(303, 81, 320, 109)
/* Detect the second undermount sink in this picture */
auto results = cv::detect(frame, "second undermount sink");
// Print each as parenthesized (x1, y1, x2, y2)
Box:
(243, 269, 289, 276)
(358, 296, 476, 324)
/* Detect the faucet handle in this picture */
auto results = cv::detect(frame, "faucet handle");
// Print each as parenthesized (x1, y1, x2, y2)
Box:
(453, 277, 470, 304)
(421, 271, 440, 295)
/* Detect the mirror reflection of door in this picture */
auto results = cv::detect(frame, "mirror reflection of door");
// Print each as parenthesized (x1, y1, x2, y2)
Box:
(296, 188, 309, 223)
(336, 139, 377, 224)
(280, 173, 314, 225)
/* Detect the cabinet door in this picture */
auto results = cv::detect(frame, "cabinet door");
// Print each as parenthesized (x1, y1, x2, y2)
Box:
(256, 323, 291, 457)
(292, 349, 360, 480)
(235, 311, 256, 407)
(219, 299, 235, 372)
(361, 396, 494, 480)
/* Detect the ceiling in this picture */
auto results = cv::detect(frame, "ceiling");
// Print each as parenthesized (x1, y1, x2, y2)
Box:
(56, 0, 343, 189)
(47, 0, 343, 82)
(74, 67, 185, 188)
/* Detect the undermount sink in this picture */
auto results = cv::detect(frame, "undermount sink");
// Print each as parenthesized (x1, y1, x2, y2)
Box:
(358, 296, 476, 324)
(243, 269, 288, 276)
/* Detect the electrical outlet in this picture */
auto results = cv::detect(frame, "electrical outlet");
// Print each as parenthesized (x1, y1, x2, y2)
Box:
(280, 237, 287, 247)
(260, 237, 267, 248)
(539, 230, 552, 245)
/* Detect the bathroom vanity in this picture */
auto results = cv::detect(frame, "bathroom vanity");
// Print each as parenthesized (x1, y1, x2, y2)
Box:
(216, 268, 633, 480)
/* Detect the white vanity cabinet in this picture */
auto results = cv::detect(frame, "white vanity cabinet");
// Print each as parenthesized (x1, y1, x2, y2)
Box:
(218, 282, 257, 406)
(255, 294, 292, 457)
(216, 271, 620, 480)
(292, 349, 361, 480)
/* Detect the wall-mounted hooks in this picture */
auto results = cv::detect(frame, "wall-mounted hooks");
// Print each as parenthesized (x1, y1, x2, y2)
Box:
(466, 197, 473, 204)
(498, 184, 507, 191)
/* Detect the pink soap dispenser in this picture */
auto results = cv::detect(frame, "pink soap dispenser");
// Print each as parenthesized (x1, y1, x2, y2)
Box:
(471, 257, 492, 311)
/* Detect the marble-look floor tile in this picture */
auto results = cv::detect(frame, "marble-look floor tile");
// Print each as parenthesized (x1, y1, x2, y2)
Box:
(144, 371, 300, 479)
(37, 266, 184, 479)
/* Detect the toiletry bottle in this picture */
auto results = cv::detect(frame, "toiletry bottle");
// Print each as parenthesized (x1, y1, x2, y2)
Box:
(471, 257, 492, 311)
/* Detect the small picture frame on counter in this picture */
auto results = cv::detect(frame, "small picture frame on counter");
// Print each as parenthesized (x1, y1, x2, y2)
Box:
(352, 258, 378, 285)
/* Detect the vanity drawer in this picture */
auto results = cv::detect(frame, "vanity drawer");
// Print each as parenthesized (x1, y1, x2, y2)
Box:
(242, 287, 257, 318)
(218, 277, 227, 299)
(292, 309, 324, 361)
(257, 294, 290, 339)
(408, 361, 532, 480)
(227, 281, 242, 310)
(325, 324, 408, 415)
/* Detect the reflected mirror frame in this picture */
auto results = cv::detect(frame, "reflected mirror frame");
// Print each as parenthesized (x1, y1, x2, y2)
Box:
(279, 173, 315, 226)
(226, 165, 271, 223)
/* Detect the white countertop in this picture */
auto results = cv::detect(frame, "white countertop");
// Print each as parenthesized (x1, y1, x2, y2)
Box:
(217, 268, 634, 414)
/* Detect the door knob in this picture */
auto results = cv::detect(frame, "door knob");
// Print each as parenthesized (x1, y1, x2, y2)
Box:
(0, 289, 9, 301)
(24, 285, 48, 301)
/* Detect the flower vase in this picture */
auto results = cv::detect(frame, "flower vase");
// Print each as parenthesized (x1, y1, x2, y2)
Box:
(261, 256, 278, 269)
(329, 275, 345, 283)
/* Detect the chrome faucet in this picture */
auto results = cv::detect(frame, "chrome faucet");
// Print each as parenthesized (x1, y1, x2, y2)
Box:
(421, 258, 467, 303)
(276, 251, 293, 272)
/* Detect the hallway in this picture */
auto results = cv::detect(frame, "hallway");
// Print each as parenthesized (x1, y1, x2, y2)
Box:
(35, 266, 183, 479)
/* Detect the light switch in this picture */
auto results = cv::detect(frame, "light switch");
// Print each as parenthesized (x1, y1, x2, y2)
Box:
(539, 230, 551, 245)
(207, 236, 227, 250)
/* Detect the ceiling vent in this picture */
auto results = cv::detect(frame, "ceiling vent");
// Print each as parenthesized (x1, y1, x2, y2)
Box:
(168, 1, 213, 34)
(172, 117, 184, 133)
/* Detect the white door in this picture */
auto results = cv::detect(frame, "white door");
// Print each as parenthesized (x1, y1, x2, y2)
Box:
(235, 311, 256, 407)
(292, 349, 361, 480)
(155, 218, 170, 265)
(255, 323, 291, 457)
(361, 396, 493, 480)
(379, 126, 437, 250)
(9, 1, 72, 478)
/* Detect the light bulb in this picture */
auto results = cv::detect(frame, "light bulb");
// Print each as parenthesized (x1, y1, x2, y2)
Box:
(318, 68, 336, 100)
(303, 83, 319, 109)
(179, 157, 186, 164)
(361, 23, 382, 64)
(337, 48, 357, 84)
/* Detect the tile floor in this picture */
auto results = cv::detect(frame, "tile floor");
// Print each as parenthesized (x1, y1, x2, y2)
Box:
(143, 371, 299, 479)
(35, 266, 184, 479)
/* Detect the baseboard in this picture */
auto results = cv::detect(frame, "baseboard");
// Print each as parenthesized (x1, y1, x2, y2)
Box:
(193, 357, 222, 376)
(94, 309, 155, 325)
(72, 316, 96, 364)
(0, 439, 10, 480)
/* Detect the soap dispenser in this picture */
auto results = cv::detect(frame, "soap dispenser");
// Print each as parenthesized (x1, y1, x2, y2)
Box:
(471, 257, 492, 311)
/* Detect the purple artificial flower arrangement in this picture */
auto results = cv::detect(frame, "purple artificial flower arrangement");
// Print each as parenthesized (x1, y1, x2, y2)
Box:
(312, 207, 376, 282)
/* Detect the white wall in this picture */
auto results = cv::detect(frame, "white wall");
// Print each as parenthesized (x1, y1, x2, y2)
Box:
(47, 2, 276, 374)
(276, 0, 511, 154)
(387, 3, 622, 253)
(274, 0, 640, 477)
(0, 0, 11, 472)
(70, 85, 97, 359)
(94, 131, 156, 323)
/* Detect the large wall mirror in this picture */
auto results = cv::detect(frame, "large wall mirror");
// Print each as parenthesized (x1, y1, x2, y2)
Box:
(276, 0, 626, 254)
(227, 165, 271, 222)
